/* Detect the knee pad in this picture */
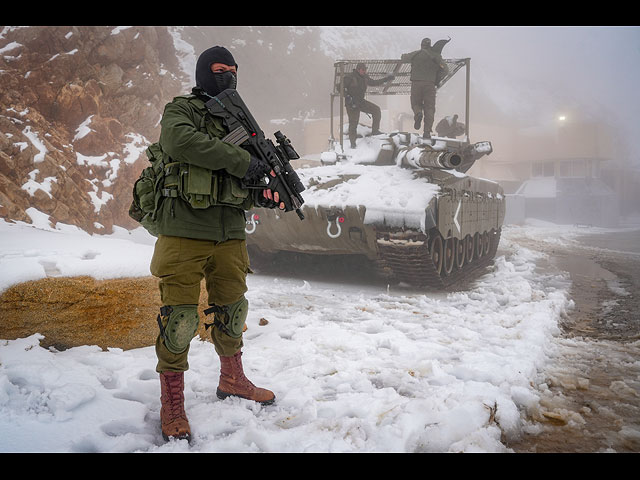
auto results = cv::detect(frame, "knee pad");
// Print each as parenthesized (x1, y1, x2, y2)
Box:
(204, 297, 248, 339)
(157, 305, 199, 354)
(226, 297, 248, 338)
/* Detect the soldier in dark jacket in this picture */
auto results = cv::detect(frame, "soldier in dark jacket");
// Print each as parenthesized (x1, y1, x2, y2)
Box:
(435, 114, 465, 138)
(401, 38, 447, 139)
(343, 63, 394, 148)
(150, 46, 278, 443)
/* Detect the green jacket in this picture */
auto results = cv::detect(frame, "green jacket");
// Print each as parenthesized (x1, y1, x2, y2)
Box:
(154, 93, 252, 242)
(343, 70, 389, 108)
(400, 48, 445, 85)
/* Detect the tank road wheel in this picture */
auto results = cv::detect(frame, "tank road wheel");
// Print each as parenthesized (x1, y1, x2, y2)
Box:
(474, 232, 483, 259)
(465, 234, 474, 263)
(443, 237, 455, 276)
(430, 234, 444, 275)
(482, 231, 490, 256)
(454, 237, 465, 269)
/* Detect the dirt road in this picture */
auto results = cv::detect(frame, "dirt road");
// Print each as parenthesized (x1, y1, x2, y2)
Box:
(506, 228, 640, 453)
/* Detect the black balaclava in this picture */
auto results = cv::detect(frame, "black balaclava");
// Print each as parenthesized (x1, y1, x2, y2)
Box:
(195, 46, 238, 97)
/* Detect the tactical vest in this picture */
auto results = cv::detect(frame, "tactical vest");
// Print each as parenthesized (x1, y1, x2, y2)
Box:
(129, 95, 252, 236)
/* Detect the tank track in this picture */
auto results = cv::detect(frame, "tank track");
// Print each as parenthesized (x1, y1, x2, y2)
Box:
(374, 228, 502, 289)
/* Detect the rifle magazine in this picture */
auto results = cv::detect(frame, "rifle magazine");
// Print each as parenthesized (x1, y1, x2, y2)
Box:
(222, 126, 251, 146)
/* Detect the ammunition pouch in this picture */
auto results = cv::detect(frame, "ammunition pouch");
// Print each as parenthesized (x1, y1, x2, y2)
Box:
(158, 94, 252, 211)
(128, 143, 166, 236)
(161, 161, 252, 210)
(203, 297, 248, 339)
(157, 305, 200, 354)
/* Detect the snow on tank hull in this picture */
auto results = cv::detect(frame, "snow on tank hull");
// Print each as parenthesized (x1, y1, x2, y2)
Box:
(245, 133, 505, 288)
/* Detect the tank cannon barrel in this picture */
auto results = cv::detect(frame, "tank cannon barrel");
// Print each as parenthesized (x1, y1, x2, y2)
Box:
(417, 150, 462, 169)
(400, 148, 463, 170)
(399, 140, 493, 173)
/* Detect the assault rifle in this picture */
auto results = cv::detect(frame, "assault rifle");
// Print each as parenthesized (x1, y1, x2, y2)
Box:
(204, 89, 306, 220)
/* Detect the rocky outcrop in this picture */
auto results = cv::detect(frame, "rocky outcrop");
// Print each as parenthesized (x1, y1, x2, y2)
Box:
(0, 276, 233, 351)
(0, 26, 188, 233)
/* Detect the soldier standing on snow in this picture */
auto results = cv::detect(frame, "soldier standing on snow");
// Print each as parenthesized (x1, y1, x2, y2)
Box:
(150, 45, 281, 443)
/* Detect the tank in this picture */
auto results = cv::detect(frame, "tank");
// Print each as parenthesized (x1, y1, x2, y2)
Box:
(244, 132, 505, 288)
(244, 51, 505, 288)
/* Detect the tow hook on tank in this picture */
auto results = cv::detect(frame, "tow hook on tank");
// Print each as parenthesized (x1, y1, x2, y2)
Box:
(245, 212, 260, 234)
(326, 210, 345, 239)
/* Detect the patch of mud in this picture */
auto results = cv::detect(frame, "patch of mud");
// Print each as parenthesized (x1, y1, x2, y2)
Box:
(506, 228, 640, 453)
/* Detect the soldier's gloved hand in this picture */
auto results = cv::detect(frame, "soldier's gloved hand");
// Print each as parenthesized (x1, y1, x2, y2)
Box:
(253, 189, 277, 208)
(242, 155, 271, 184)
(254, 170, 285, 210)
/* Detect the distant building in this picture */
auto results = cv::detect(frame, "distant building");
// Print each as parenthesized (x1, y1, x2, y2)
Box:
(468, 117, 633, 227)
(515, 158, 618, 227)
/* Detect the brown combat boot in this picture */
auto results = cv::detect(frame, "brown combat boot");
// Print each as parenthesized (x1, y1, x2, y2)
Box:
(159, 371, 191, 442)
(216, 351, 275, 405)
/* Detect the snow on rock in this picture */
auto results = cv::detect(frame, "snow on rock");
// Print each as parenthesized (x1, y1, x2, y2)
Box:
(73, 115, 95, 142)
(0, 213, 155, 294)
(21, 125, 48, 163)
(21, 169, 57, 198)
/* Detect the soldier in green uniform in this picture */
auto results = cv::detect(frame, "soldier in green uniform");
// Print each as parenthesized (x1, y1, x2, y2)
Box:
(150, 46, 279, 443)
(343, 63, 394, 149)
(401, 38, 447, 139)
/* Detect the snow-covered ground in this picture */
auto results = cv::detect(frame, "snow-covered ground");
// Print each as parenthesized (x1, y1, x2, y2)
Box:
(0, 211, 604, 453)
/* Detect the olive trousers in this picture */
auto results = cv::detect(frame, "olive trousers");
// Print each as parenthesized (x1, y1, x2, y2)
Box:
(346, 100, 381, 146)
(410, 80, 437, 136)
(150, 235, 250, 372)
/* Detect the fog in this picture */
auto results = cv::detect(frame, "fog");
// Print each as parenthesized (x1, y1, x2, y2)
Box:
(177, 26, 640, 165)
(166, 26, 640, 224)
(423, 26, 640, 127)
